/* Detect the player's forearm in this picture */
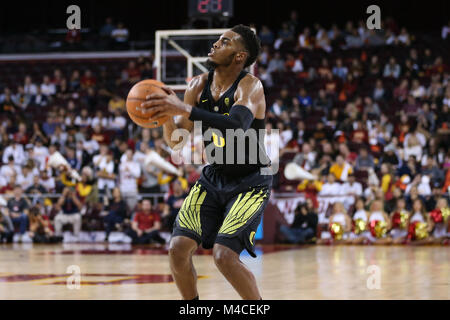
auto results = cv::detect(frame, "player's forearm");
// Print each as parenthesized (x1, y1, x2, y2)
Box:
(163, 113, 193, 150)
(162, 118, 180, 148)
(188, 104, 253, 131)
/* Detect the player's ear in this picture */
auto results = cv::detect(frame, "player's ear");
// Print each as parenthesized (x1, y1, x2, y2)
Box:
(236, 51, 247, 64)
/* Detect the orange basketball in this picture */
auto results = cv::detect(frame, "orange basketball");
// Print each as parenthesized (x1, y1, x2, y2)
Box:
(126, 79, 170, 128)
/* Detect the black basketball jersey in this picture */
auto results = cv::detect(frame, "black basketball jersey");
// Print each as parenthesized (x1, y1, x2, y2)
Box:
(196, 70, 271, 176)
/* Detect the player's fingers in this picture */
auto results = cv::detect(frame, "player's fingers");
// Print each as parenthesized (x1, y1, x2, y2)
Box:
(148, 111, 167, 121)
(140, 99, 165, 108)
(145, 93, 166, 100)
(160, 86, 175, 95)
(148, 106, 164, 114)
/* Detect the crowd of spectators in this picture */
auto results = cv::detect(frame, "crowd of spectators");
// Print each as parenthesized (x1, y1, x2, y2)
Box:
(258, 14, 450, 245)
(0, 16, 449, 245)
(0, 17, 134, 53)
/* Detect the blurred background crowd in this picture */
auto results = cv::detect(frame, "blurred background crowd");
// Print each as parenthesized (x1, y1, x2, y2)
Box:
(0, 14, 449, 245)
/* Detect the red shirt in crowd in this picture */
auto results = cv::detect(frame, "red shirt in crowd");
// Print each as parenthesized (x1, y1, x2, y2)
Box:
(133, 211, 161, 231)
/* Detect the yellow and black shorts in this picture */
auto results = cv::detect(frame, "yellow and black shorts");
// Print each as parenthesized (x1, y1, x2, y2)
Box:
(172, 165, 272, 257)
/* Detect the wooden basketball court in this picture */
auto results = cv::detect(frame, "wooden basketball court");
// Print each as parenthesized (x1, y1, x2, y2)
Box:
(0, 243, 448, 300)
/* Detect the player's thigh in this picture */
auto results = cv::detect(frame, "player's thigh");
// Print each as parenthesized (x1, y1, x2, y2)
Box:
(215, 187, 270, 257)
(172, 182, 222, 249)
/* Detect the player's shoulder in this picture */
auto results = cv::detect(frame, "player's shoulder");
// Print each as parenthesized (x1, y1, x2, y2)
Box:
(186, 73, 209, 92)
(239, 72, 263, 91)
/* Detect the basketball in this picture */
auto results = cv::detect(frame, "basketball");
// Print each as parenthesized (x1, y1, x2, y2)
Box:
(126, 79, 170, 128)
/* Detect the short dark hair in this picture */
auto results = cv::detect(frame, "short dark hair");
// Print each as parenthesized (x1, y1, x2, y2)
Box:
(231, 24, 261, 68)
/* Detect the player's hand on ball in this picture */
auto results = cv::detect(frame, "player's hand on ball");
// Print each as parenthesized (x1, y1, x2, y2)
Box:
(141, 86, 191, 120)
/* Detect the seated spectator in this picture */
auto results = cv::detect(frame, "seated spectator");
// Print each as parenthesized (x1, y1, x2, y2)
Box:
(319, 173, 342, 196)
(39, 169, 56, 193)
(394, 79, 409, 102)
(345, 29, 364, 48)
(297, 27, 313, 50)
(162, 179, 188, 231)
(103, 187, 128, 241)
(259, 66, 273, 88)
(410, 79, 425, 98)
(17, 165, 35, 191)
(269, 99, 287, 117)
(373, 79, 386, 101)
(297, 88, 312, 108)
(313, 89, 332, 113)
(91, 124, 109, 145)
(111, 22, 129, 47)
(332, 58, 348, 80)
(7, 185, 30, 242)
(329, 155, 353, 181)
(100, 17, 115, 38)
(442, 20, 450, 39)
(342, 173, 363, 196)
(26, 175, 49, 205)
(292, 55, 304, 73)
(12, 85, 29, 109)
(126, 199, 165, 244)
(266, 52, 285, 74)
(65, 29, 81, 47)
(28, 205, 61, 243)
(1, 155, 21, 181)
(355, 147, 375, 171)
(74, 108, 92, 128)
(397, 27, 411, 45)
(403, 128, 426, 160)
(108, 94, 126, 113)
(40, 75, 56, 97)
(140, 61, 154, 80)
(119, 149, 141, 211)
(69, 70, 81, 91)
(80, 69, 96, 89)
(368, 55, 381, 77)
(1, 174, 16, 195)
(383, 57, 401, 78)
(23, 75, 38, 97)
(258, 45, 271, 67)
(274, 22, 294, 50)
(93, 145, 116, 195)
(109, 109, 127, 132)
(351, 121, 368, 144)
(364, 96, 381, 117)
(259, 25, 274, 46)
(316, 28, 332, 52)
(279, 203, 318, 244)
(317, 58, 332, 78)
(54, 187, 83, 240)
(122, 61, 141, 84)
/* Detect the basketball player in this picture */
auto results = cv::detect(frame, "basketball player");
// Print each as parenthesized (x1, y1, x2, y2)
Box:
(141, 25, 272, 300)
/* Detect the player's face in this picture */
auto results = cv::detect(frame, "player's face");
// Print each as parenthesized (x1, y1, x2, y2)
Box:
(207, 31, 246, 67)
